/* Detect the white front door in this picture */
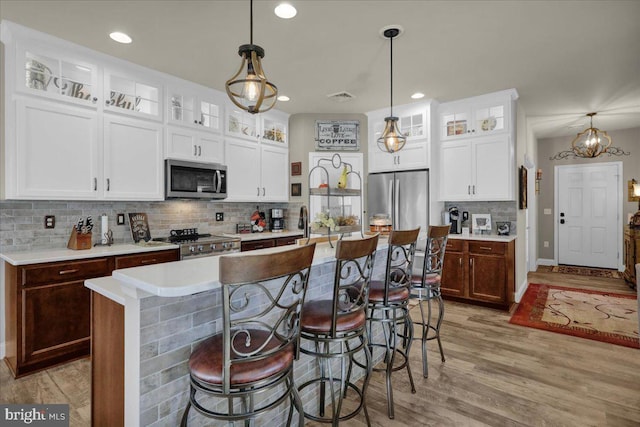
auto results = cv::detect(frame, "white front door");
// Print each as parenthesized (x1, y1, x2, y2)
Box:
(556, 163, 620, 269)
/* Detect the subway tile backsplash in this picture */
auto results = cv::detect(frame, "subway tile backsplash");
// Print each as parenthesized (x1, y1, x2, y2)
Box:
(0, 200, 304, 253)
(444, 201, 517, 234)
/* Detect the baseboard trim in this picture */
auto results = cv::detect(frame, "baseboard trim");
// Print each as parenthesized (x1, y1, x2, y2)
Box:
(515, 279, 529, 303)
(537, 258, 556, 266)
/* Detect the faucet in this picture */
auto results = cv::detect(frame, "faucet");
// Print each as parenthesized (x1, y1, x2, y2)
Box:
(298, 206, 309, 238)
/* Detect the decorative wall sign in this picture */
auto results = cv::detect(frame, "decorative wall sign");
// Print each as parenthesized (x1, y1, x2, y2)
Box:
(128, 212, 151, 242)
(291, 161, 302, 176)
(291, 183, 302, 197)
(315, 120, 359, 151)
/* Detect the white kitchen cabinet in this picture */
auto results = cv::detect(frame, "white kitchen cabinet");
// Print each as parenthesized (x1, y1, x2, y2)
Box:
(438, 89, 517, 142)
(166, 86, 222, 132)
(104, 67, 162, 121)
(367, 101, 432, 173)
(439, 135, 513, 201)
(166, 127, 224, 164)
(103, 115, 164, 200)
(13, 98, 100, 199)
(225, 138, 288, 202)
(16, 41, 99, 108)
(225, 106, 259, 142)
(260, 110, 288, 146)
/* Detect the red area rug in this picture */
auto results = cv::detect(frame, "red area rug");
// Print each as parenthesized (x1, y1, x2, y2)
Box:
(510, 283, 639, 349)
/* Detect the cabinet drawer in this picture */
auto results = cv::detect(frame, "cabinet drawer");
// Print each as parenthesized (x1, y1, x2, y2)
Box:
(21, 258, 111, 286)
(445, 239, 464, 252)
(469, 241, 506, 255)
(275, 236, 299, 247)
(241, 239, 276, 252)
(114, 249, 180, 269)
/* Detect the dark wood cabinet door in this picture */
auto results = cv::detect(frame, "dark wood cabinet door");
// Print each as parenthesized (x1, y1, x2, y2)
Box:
(468, 254, 506, 303)
(114, 249, 180, 269)
(275, 236, 299, 246)
(441, 252, 465, 297)
(241, 239, 276, 252)
(22, 280, 91, 366)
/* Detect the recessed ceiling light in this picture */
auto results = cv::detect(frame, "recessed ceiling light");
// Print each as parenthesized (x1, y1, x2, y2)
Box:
(277, 95, 290, 102)
(275, 3, 297, 19)
(109, 32, 132, 44)
(411, 92, 425, 99)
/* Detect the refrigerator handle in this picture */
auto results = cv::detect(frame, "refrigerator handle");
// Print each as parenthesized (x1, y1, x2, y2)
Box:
(395, 178, 400, 228)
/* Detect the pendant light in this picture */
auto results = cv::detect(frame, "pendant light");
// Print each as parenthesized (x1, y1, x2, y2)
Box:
(570, 112, 612, 158)
(377, 27, 406, 153)
(226, 0, 277, 114)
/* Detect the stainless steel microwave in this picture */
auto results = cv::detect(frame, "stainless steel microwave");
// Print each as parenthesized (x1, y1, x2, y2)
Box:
(165, 159, 227, 200)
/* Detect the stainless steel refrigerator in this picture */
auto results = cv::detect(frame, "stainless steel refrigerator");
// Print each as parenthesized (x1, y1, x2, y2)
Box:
(367, 169, 429, 230)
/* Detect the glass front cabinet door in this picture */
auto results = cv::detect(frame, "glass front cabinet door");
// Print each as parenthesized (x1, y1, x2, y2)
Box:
(17, 43, 99, 107)
(104, 68, 162, 120)
(167, 87, 222, 132)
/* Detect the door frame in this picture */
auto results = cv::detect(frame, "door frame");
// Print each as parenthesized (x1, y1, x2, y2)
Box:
(553, 161, 623, 270)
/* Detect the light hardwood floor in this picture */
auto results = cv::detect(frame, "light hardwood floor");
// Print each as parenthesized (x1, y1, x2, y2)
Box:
(2, 271, 638, 426)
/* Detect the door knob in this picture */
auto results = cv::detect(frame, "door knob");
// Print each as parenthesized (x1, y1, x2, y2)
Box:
(560, 219, 565, 224)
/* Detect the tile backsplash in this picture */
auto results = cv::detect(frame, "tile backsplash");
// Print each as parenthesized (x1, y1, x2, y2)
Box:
(444, 201, 517, 234)
(0, 200, 304, 253)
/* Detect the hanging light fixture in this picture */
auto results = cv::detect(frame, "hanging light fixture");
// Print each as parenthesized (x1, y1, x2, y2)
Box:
(570, 112, 612, 158)
(226, 0, 277, 114)
(377, 27, 406, 153)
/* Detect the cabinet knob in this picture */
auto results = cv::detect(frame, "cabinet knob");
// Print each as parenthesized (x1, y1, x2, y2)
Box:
(92, 97, 98, 103)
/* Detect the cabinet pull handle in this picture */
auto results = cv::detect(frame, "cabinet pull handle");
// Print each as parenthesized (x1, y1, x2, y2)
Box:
(458, 258, 462, 267)
(470, 258, 474, 268)
(480, 246, 492, 251)
(262, 187, 266, 196)
(257, 187, 260, 196)
(254, 245, 264, 249)
(194, 145, 198, 156)
(59, 269, 79, 275)
(198, 145, 202, 156)
(141, 259, 157, 264)
(468, 185, 471, 195)
(473, 185, 476, 194)
(92, 97, 98, 104)
(106, 178, 110, 191)
(93, 177, 97, 191)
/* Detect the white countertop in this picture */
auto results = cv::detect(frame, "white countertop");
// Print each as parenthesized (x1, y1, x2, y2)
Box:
(0, 242, 178, 266)
(105, 236, 389, 298)
(223, 230, 303, 242)
(448, 233, 516, 242)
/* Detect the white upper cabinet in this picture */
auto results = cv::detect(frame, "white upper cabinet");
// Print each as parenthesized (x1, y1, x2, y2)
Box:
(16, 41, 99, 108)
(166, 127, 224, 164)
(438, 89, 517, 141)
(167, 85, 222, 132)
(225, 106, 259, 142)
(260, 110, 288, 146)
(437, 89, 518, 201)
(103, 67, 162, 121)
(259, 145, 289, 201)
(367, 100, 433, 173)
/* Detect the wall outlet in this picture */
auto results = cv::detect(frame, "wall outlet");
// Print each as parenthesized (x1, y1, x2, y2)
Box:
(544, 208, 552, 215)
(215, 212, 224, 221)
(543, 241, 549, 248)
(462, 211, 469, 221)
(117, 213, 125, 225)
(44, 215, 55, 229)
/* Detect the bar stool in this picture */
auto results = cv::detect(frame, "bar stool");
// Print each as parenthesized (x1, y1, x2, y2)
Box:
(298, 234, 379, 426)
(366, 228, 420, 419)
(180, 243, 316, 426)
(411, 225, 450, 378)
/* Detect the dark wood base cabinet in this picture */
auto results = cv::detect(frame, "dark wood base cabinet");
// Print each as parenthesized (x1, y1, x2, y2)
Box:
(241, 235, 300, 252)
(4, 248, 179, 378)
(623, 226, 639, 289)
(440, 238, 515, 310)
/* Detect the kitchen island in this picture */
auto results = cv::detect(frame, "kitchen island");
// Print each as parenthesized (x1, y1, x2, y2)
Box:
(86, 237, 390, 427)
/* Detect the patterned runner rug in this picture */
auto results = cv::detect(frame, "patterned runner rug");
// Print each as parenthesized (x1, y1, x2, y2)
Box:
(536, 265, 622, 279)
(510, 283, 639, 349)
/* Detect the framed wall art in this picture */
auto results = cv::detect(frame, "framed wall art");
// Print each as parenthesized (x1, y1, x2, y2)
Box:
(315, 120, 359, 151)
(519, 166, 528, 210)
(291, 161, 302, 176)
(291, 183, 302, 197)
(472, 214, 492, 234)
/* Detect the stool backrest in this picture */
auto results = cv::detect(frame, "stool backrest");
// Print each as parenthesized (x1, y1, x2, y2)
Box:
(383, 228, 421, 304)
(419, 225, 450, 286)
(330, 233, 379, 335)
(219, 243, 316, 393)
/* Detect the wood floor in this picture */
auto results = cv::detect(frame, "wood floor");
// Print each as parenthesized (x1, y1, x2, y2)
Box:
(2, 271, 638, 426)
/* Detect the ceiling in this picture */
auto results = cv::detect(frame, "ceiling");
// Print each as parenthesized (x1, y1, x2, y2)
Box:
(2, 0, 640, 139)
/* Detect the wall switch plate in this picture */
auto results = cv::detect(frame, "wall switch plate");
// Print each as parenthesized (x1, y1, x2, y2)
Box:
(44, 215, 55, 229)
(543, 241, 549, 248)
(462, 211, 469, 221)
(215, 212, 224, 221)
(544, 208, 552, 215)
(117, 213, 125, 225)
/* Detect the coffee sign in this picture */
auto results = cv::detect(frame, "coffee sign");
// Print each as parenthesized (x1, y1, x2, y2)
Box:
(315, 120, 359, 151)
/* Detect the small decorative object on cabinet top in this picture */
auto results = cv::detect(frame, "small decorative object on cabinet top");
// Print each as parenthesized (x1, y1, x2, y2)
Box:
(472, 214, 492, 235)
(496, 221, 511, 236)
(315, 120, 359, 151)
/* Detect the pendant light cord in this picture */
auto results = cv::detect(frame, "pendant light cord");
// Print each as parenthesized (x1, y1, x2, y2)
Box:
(249, 0, 253, 45)
(389, 33, 393, 117)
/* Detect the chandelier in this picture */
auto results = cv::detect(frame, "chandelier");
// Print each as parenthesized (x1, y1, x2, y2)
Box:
(377, 27, 406, 153)
(225, 0, 277, 114)
(549, 112, 630, 160)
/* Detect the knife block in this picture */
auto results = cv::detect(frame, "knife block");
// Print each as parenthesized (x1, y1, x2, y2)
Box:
(67, 227, 92, 250)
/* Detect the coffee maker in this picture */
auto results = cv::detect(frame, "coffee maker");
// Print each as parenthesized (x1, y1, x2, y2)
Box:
(270, 209, 285, 232)
(449, 206, 462, 234)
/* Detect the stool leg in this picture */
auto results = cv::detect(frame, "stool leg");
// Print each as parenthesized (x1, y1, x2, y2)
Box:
(385, 309, 395, 419)
(289, 372, 305, 427)
(180, 391, 192, 427)
(317, 340, 326, 418)
(403, 308, 417, 394)
(417, 297, 429, 378)
(436, 292, 446, 363)
(361, 334, 372, 427)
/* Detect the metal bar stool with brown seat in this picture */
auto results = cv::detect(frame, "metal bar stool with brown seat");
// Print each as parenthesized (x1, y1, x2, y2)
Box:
(410, 225, 450, 378)
(298, 234, 379, 426)
(180, 243, 316, 426)
(365, 227, 420, 419)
